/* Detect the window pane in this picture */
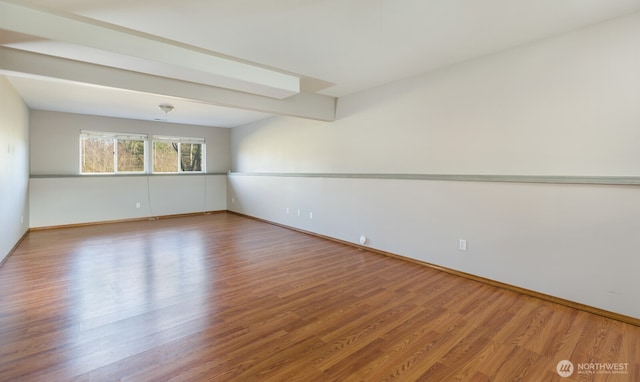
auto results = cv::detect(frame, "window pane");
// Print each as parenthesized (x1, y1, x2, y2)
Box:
(117, 140, 145, 172)
(153, 141, 178, 172)
(81, 137, 114, 173)
(180, 143, 202, 172)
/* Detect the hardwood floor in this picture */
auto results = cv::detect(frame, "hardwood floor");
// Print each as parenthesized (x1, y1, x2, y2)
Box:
(1, 213, 638, 381)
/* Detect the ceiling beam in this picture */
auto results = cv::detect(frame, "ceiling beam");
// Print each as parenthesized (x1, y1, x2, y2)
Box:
(0, 0, 300, 99)
(0, 46, 335, 121)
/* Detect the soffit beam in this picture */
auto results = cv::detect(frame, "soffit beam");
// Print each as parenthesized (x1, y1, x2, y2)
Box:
(0, 46, 335, 121)
(0, 0, 300, 99)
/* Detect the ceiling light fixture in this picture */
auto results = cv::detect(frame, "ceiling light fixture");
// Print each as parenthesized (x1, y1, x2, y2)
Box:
(159, 104, 174, 114)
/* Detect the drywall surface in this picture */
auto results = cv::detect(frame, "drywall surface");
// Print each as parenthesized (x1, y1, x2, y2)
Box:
(229, 13, 640, 319)
(30, 174, 226, 227)
(0, 76, 30, 263)
(233, 12, 640, 175)
(30, 110, 231, 175)
(29, 111, 230, 226)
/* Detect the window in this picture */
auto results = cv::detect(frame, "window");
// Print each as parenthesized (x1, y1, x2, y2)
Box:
(152, 136, 205, 173)
(80, 131, 147, 174)
(80, 132, 205, 174)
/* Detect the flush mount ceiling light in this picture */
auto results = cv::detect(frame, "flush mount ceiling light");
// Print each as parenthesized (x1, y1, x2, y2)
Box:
(159, 104, 174, 114)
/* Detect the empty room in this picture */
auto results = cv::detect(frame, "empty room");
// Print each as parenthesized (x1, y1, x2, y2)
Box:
(1, 0, 640, 380)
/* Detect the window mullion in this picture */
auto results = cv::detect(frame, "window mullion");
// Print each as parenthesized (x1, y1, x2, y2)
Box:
(145, 140, 150, 174)
(177, 143, 181, 173)
(113, 139, 118, 173)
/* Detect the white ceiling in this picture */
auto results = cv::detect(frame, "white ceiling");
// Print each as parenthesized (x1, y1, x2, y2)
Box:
(5, 74, 273, 128)
(2, 0, 640, 127)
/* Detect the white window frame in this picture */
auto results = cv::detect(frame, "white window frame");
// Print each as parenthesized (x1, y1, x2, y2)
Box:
(151, 135, 206, 174)
(79, 131, 148, 174)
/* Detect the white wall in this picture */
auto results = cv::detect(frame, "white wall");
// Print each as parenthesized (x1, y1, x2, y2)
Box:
(30, 111, 229, 227)
(31, 110, 231, 175)
(0, 76, 29, 263)
(229, 13, 640, 319)
(30, 174, 226, 227)
(233, 12, 640, 175)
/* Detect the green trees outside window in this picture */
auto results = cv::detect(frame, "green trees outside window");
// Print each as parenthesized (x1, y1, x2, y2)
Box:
(81, 132, 204, 174)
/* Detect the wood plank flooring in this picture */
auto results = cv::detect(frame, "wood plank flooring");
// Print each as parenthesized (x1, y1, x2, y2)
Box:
(1, 212, 638, 381)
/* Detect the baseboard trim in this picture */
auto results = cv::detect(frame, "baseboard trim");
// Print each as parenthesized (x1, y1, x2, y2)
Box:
(230, 211, 640, 327)
(29, 210, 226, 231)
(0, 229, 30, 269)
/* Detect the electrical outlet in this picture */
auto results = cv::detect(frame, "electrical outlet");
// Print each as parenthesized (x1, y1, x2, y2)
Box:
(459, 239, 467, 251)
(309, 212, 313, 219)
(297, 209, 301, 217)
(286, 208, 290, 214)
(136, 202, 141, 209)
